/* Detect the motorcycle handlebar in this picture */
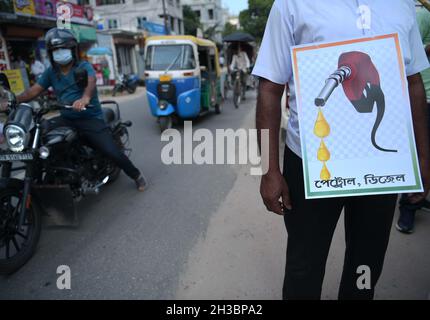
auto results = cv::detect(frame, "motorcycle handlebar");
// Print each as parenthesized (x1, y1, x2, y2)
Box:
(50, 102, 94, 110)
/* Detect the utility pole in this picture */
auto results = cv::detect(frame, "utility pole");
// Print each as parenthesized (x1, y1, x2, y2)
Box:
(161, 0, 170, 35)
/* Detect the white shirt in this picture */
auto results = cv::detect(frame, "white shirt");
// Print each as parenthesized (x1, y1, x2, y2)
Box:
(31, 60, 46, 77)
(230, 51, 250, 72)
(252, 0, 430, 158)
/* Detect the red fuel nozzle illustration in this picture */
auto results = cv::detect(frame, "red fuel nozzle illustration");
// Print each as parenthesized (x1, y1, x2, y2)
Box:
(315, 51, 397, 153)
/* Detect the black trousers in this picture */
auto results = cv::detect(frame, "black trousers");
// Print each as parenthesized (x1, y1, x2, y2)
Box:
(48, 116, 141, 180)
(282, 146, 397, 300)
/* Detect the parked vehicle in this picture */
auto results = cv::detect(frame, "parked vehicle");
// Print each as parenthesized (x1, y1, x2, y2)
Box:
(112, 74, 139, 96)
(144, 36, 222, 132)
(0, 72, 132, 274)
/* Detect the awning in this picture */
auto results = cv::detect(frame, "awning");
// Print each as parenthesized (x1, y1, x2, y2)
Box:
(87, 47, 113, 56)
(71, 24, 97, 43)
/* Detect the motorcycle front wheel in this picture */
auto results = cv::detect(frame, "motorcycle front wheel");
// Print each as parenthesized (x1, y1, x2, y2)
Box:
(0, 188, 41, 275)
(233, 80, 241, 109)
(159, 116, 173, 133)
(112, 86, 121, 97)
(127, 86, 137, 94)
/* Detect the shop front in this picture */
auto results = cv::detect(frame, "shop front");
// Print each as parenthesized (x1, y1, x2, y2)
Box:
(95, 30, 144, 84)
(0, 0, 97, 93)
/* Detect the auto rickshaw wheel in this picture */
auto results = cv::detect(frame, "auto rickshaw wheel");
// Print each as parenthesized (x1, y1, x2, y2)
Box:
(215, 104, 222, 114)
(159, 116, 173, 132)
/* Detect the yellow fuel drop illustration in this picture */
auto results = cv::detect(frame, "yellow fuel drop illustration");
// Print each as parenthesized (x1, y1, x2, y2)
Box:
(314, 109, 330, 138)
(314, 109, 331, 180)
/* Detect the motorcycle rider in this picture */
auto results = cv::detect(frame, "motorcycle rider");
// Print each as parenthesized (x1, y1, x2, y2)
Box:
(17, 28, 147, 191)
(230, 43, 250, 100)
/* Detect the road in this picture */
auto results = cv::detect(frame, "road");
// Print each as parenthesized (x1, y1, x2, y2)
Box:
(0, 88, 253, 299)
(1, 88, 429, 300)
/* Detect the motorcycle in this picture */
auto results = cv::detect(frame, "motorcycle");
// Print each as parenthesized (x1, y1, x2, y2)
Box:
(112, 74, 139, 97)
(0, 70, 133, 274)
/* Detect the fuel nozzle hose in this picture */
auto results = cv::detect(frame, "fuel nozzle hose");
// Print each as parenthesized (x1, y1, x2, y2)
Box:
(314, 51, 397, 153)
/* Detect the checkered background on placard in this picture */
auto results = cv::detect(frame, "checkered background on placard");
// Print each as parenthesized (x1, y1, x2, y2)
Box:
(295, 37, 411, 164)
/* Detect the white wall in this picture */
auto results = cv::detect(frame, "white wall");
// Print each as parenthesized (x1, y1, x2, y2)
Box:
(182, 0, 225, 42)
(90, 0, 184, 34)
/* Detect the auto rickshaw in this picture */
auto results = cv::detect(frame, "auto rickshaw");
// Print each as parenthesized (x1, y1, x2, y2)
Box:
(144, 36, 222, 132)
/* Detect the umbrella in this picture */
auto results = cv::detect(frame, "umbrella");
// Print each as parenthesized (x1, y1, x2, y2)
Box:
(223, 32, 255, 43)
(87, 47, 113, 56)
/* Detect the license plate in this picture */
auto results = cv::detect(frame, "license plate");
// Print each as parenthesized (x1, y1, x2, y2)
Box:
(0, 152, 34, 161)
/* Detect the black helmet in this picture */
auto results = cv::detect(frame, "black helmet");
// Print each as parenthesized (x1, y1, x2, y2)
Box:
(45, 28, 77, 51)
(45, 28, 79, 66)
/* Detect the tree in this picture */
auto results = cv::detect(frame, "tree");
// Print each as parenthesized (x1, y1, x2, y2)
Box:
(222, 22, 238, 37)
(203, 24, 220, 42)
(183, 5, 202, 36)
(239, 0, 274, 43)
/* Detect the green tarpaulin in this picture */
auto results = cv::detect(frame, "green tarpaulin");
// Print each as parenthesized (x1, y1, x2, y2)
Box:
(71, 24, 97, 43)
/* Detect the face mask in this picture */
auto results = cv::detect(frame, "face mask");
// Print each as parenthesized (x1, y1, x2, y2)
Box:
(52, 48, 73, 65)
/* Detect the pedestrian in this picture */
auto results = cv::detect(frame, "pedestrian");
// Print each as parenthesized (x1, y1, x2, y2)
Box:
(253, 0, 430, 300)
(396, 3, 430, 234)
(30, 54, 46, 80)
(102, 61, 110, 86)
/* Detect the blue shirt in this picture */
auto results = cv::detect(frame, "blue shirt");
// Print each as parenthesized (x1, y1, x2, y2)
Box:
(37, 61, 103, 120)
(252, 0, 430, 158)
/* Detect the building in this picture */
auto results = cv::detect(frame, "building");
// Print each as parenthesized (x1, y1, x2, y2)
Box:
(89, 0, 184, 81)
(0, 0, 97, 93)
(90, 0, 184, 35)
(181, 0, 226, 43)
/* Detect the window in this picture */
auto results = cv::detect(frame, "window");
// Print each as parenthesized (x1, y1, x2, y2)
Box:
(96, 0, 125, 6)
(146, 45, 195, 71)
(108, 19, 119, 29)
(137, 17, 147, 29)
(208, 9, 214, 20)
(194, 10, 200, 18)
(170, 17, 175, 32)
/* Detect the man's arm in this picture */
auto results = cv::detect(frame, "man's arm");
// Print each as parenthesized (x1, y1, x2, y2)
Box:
(17, 84, 45, 103)
(230, 55, 236, 71)
(72, 75, 96, 111)
(408, 73, 430, 203)
(257, 78, 291, 215)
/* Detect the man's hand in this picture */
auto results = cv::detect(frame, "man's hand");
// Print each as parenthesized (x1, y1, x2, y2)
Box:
(72, 96, 90, 111)
(260, 171, 291, 215)
(256, 78, 288, 215)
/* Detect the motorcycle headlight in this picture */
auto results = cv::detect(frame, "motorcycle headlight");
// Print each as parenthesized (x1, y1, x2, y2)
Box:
(5, 124, 27, 152)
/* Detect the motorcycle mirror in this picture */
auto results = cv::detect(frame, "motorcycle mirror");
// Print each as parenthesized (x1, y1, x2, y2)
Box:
(0, 73, 11, 90)
(74, 68, 88, 89)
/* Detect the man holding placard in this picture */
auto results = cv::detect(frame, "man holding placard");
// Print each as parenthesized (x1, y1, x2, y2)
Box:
(253, 0, 430, 299)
